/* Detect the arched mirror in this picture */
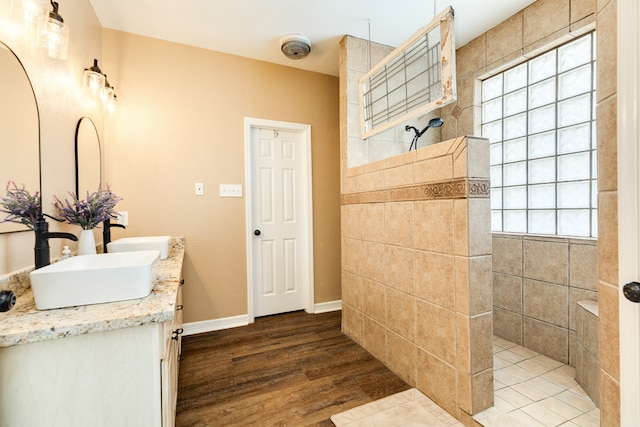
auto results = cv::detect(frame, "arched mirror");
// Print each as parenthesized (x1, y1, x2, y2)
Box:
(75, 117, 101, 196)
(0, 41, 41, 233)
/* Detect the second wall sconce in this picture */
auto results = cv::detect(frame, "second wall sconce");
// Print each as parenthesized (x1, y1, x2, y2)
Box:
(83, 58, 118, 113)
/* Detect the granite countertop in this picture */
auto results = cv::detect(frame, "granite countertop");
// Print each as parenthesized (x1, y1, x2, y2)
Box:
(0, 237, 185, 348)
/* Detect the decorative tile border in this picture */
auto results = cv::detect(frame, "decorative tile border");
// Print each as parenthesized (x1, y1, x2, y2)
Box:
(340, 178, 490, 205)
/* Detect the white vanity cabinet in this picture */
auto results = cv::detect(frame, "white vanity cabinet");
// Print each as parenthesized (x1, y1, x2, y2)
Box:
(0, 286, 183, 427)
(0, 238, 186, 427)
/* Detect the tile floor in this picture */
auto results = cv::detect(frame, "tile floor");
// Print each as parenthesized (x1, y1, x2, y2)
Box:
(474, 336, 600, 427)
(331, 388, 463, 427)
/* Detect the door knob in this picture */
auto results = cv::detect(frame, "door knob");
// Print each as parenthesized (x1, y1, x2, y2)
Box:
(623, 281, 640, 303)
(254, 229, 261, 236)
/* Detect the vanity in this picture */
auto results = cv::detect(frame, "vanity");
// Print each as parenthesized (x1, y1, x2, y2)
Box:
(0, 237, 185, 427)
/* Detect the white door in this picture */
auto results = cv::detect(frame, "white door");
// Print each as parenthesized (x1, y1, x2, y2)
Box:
(618, 0, 640, 424)
(246, 120, 314, 318)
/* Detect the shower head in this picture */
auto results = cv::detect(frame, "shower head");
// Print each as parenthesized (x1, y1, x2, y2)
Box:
(428, 117, 444, 129)
(405, 117, 444, 151)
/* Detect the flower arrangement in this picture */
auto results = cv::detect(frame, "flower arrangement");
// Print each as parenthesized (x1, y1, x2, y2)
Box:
(54, 185, 122, 230)
(0, 181, 41, 229)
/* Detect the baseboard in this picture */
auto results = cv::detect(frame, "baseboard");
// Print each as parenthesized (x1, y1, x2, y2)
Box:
(182, 314, 250, 336)
(313, 300, 342, 313)
(182, 302, 342, 335)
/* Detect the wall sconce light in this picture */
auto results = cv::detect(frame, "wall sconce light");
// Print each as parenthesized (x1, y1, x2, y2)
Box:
(83, 59, 105, 96)
(83, 59, 118, 113)
(38, 1, 69, 60)
(101, 76, 117, 114)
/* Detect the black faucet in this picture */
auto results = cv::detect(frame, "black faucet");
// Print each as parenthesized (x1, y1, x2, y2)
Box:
(103, 218, 125, 253)
(34, 214, 78, 269)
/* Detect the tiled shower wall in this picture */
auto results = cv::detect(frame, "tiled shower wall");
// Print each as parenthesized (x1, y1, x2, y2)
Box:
(492, 233, 597, 365)
(340, 120, 493, 427)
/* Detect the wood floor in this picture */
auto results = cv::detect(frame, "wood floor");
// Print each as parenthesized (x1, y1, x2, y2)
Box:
(175, 310, 410, 426)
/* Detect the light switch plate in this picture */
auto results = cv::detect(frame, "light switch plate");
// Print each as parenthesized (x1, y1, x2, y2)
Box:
(219, 184, 242, 198)
(195, 182, 204, 195)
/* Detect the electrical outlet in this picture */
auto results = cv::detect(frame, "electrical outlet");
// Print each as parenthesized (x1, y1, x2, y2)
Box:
(219, 184, 242, 198)
(116, 211, 128, 226)
(195, 182, 204, 195)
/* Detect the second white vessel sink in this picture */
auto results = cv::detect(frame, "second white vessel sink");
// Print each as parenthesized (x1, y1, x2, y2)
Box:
(107, 236, 171, 259)
(29, 250, 160, 310)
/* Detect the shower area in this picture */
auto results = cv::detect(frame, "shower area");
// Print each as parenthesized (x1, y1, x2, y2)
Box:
(339, 0, 607, 420)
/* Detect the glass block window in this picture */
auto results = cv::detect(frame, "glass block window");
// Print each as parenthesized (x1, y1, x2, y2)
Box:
(483, 33, 597, 237)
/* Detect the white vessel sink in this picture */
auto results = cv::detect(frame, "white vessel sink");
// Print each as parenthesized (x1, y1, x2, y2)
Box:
(107, 236, 171, 259)
(29, 250, 160, 310)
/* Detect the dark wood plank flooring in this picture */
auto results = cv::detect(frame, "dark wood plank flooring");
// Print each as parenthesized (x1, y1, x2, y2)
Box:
(176, 310, 410, 427)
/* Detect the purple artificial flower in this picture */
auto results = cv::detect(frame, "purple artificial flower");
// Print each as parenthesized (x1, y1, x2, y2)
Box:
(54, 185, 122, 230)
(0, 181, 41, 229)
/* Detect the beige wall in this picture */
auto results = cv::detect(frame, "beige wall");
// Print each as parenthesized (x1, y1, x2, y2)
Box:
(0, 1, 105, 275)
(101, 30, 341, 322)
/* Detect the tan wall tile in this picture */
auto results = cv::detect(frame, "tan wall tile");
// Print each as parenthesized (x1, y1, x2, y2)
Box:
(342, 270, 363, 311)
(342, 237, 362, 274)
(596, 0, 617, 102)
(571, 0, 596, 22)
(494, 307, 523, 345)
(386, 331, 417, 386)
(385, 202, 414, 248)
(454, 200, 469, 256)
(493, 272, 523, 313)
(487, 12, 524, 65)
(457, 35, 486, 78)
(386, 287, 416, 340)
(583, 310, 599, 357)
(599, 281, 619, 379)
(597, 94, 617, 192)
(362, 279, 386, 323)
(493, 235, 523, 276)
(466, 139, 491, 180)
(360, 170, 386, 192)
(361, 241, 386, 283)
(384, 163, 414, 187)
(361, 203, 385, 244)
(363, 316, 387, 363)
(598, 191, 618, 285)
(345, 36, 369, 73)
(569, 242, 598, 291)
(417, 348, 458, 417)
(469, 255, 493, 315)
(468, 199, 492, 257)
(385, 245, 415, 295)
(415, 251, 455, 310)
(523, 278, 569, 328)
(457, 106, 477, 137)
(524, 0, 571, 46)
(581, 349, 600, 405)
(414, 155, 453, 183)
(523, 239, 569, 284)
(471, 368, 494, 414)
(456, 256, 471, 315)
(523, 316, 569, 363)
(457, 371, 472, 413)
(456, 314, 471, 373)
(415, 200, 455, 253)
(570, 287, 598, 331)
(456, 76, 476, 110)
(416, 300, 457, 366)
(342, 204, 362, 239)
(342, 303, 363, 344)
(470, 312, 494, 373)
(600, 372, 620, 427)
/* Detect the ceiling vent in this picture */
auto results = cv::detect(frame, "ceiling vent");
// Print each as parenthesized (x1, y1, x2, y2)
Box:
(280, 34, 311, 60)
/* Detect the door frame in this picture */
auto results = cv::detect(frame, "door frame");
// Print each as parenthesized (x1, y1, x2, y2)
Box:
(618, 0, 640, 423)
(244, 117, 315, 323)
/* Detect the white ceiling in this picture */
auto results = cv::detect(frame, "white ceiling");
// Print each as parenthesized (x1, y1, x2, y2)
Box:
(89, 0, 538, 77)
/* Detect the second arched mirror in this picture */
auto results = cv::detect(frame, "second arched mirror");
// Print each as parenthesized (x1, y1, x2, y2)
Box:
(75, 117, 101, 196)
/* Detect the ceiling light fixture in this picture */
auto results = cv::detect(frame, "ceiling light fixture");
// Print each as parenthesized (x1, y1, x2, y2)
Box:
(280, 34, 311, 60)
(39, 1, 69, 60)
